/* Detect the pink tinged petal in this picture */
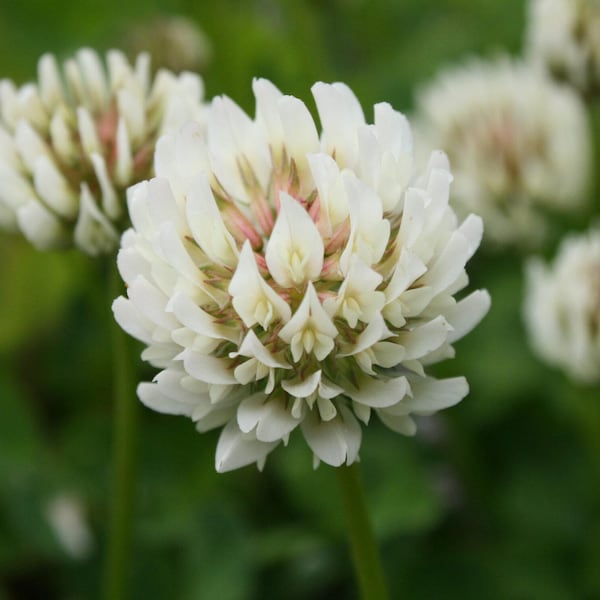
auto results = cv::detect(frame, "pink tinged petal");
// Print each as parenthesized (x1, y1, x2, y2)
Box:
(90, 153, 120, 220)
(112, 296, 153, 345)
(229, 241, 292, 328)
(179, 350, 237, 385)
(396, 315, 452, 360)
(444, 289, 491, 343)
(311, 82, 365, 168)
(279, 282, 338, 362)
(167, 292, 239, 343)
(265, 193, 324, 287)
(237, 393, 300, 443)
(377, 411, 416, 435)
(401, 376, 468, 414)
(215, 420, 278, 472)
(345, 375, 409, 408)
(31, 155, 77, 219)
(17, 200, 69, 250)
(301, 404, 361, 467)
(185, 173, 238, 268)
(38, 53, 65, 108)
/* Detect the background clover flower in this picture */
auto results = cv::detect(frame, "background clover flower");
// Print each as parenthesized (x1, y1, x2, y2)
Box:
(415, 57, 591, 248)
(526, 0, 600, 93)
(524, 228, 600, 383)
(0, 47, 206, 255)
(113, 78, 490, 472)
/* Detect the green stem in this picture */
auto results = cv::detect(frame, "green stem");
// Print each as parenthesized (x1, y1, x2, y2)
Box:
(336, 463, 389, 600)
(104, 262, 138, 600)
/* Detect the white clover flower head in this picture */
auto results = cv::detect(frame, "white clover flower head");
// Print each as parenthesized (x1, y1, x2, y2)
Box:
(524, 228, 600, 383)
(416, 57, 591, 247)
(527, 0, 600, 92)
(0, 47, 207, 255)
(113, 78, 490, 472)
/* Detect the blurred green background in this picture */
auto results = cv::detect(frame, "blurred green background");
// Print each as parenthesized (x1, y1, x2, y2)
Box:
(1, 1, 600, 599)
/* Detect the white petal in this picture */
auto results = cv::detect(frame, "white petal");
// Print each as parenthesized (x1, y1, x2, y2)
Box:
(112, 296, 153, 345)
(17, 200, 69, 250)
(312, 81, 365, 168)
(445, 289, 491, 343)
(237, 393, 299, 442)
(301, 404, 362, 467)
(215, 420, 278, 472)
(180, 351, 237, 385)
(185, 173, 238, 267)
(345, 375, 408, 408)
(32, 156, 78, 219)
(401, 376, 468, 413)
(395, 315, 452, 360)
(265, 192, 324, 287)
(229, 241, 292, 328)
(76, 107, 101, 157)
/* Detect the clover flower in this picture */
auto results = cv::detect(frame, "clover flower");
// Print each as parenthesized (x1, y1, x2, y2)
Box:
(524, 228, 600, 383)
(526, 0, 600, 93)
(416, 58, 590, 247)
(0, 48, 206, 255)
(112, 79, 490, 471)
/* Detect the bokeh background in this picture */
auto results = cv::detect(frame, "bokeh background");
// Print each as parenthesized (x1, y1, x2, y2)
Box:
(1, 1, 599, 598)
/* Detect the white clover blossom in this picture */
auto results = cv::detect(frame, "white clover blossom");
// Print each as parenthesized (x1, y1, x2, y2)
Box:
(0, 47, 206, 255)
(416, 57, 590, 247)
(524, 228, 600, 383)
(526, 0, 600, 92)
(113, 79, 490, 472)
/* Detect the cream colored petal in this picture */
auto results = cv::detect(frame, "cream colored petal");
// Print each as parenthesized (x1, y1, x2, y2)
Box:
(265, 192, 324, 287)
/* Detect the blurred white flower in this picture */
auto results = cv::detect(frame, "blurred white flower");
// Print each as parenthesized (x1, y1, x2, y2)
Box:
(113, 79, 490, 472)
(524, 228, 600, 383)
(0, 47, 206, 255)
(123, 15, 212, 74)
(526, 0, 600, 92)
(45, 493, 94, 560)
(416, 57, 590, 247)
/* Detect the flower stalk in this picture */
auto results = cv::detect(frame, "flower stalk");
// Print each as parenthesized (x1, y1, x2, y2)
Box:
(104, 260, 139, 600)
(336, 463, 389, 600)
